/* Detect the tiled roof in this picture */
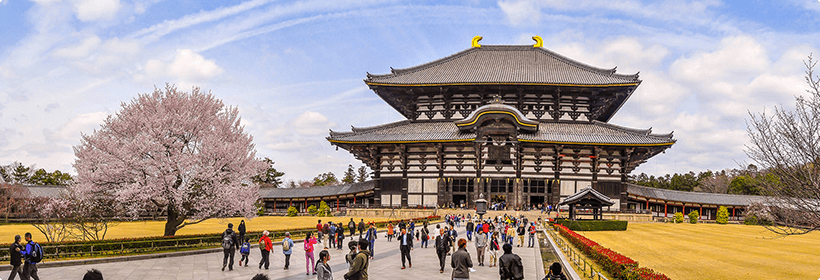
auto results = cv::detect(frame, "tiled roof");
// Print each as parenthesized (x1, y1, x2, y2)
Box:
(259, 181, 375, 199)
(560, 187, 615, 206)
(328, 120, 674, 146)
(626, 183, 765, 206)
(366, 45, 640, 86)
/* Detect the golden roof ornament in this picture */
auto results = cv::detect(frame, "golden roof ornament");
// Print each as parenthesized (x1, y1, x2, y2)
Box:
(472, 36, 483, 48)
(532, 36, 543, 48)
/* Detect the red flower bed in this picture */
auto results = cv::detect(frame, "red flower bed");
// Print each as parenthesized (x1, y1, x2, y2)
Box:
(555, 224, 671, 280)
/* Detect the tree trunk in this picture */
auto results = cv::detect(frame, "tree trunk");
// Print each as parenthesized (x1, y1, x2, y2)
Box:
(164, 205, 185, 236)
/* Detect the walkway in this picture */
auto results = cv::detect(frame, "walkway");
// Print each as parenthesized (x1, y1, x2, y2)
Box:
(34, 225, 545, 280)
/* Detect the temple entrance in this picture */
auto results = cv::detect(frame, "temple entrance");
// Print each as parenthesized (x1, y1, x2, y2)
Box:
(529, 195, 544, 205)
(453, 194, 467, 208)
(491, 195, 507, 210)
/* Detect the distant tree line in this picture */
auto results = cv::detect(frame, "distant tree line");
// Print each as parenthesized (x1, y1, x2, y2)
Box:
(0, 162, 73, 186)
(283, 164, 370, 188)
(628, 164, 771, 196)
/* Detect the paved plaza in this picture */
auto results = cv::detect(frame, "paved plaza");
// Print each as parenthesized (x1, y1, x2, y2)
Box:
(33, 224, 545, 280)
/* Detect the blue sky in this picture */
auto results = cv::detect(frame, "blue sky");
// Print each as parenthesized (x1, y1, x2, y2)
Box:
(1, 0, 819, 183)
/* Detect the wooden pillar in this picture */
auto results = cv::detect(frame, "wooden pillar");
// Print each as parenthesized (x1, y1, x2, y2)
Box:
(646, 199, 649, 212)
(732, 207, 736, 220)
(336, 196, 340, 212)
(273, 200, 276, 212)
(699, 205, 703, 218)
(664, 202, 668, 218)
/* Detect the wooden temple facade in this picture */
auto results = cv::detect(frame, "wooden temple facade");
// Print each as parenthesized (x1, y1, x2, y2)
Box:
(327, 37, 675, 211)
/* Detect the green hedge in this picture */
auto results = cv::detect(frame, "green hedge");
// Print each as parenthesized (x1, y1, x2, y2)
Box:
(555, 219, 628, 231)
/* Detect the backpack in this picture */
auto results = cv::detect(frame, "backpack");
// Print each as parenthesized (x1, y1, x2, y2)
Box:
(28, 242, 43, 263)
(507, 256, 524, 280)
(240, 242, 250, 254)
(282, 239, 291, 251)
(222, 232, 233, 250)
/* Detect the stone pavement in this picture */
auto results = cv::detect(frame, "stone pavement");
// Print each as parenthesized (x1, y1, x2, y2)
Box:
(32, 224, 544, 280)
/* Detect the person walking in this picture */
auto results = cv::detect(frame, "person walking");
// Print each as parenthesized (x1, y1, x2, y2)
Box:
(221, 223, 239, 271)
(528, 222, 537, 248)
(358, 219, 365, 239)
(345, 240, 358, 268)
(465, 220, 474, 241)
(474, 229, 487, 266)
(282, 232, 294, 269)
(238, 220, 247, 249)
(398, 227, 413, 269)
(365, 223, 377, 259)
(20, 232, 42, 280)
(304, 232, 319, 275)
(506, 224, 516, 245)
(488, 232, 500, 267)
(499, 243, 524, 280)
(545, 262, 568, 280)
(435, 228, 451, 273)
(336, 223, 345, 250)
(239, 237, 251, 267)
(329, 222, 337, 249)
(387, 222, 394, 242)
(315, 250, 333, 280)
(349, 218, 357, 240)
(451, 238, 473, 280)
(421, 225, 430, 248)
(517, 223, 526, 247)
(8, 235, 23, 280)
(258, 230, 272, 270)
(322, 221, 330, 250)
(345, 239, 371, 280)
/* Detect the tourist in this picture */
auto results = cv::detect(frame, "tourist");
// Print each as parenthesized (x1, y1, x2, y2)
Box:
(329, 222, 337, 249)
(251, 274, 270, 280)
(238, 220, 247, 249)
(258, 230, 272, 270)
(474, 229, 487, 266)
(20, 232, 41, 280)
(387, 222, 394, 242)
(345, 239, 371, 280)
(336, 223, 346, 250)
(221, 224, 239, 271)
(517, 223, 526, 247)
(239, 237, 251, 267)
(409, 220, 415, 235)
(488, 231, 500, 267)
(315, 250, 333, 280)
(346, 240, 358, 267)
(528, 222, 537, 248)
(365, 223, 377, 259)
(451, 238, 473, 280)
(499, 243, 524, 280)
(316, 219, 324, 243)
(82, 269, 103, 280)
(544, 262, 567, 280)
(282, 232, 294, 269)
(322, 221, 330, 250)
(435, 227, 451, 273)
(450, 226, 458, 254)
(466, 219, 474, 241)
(358, 219, 366, 239)
(421, 225, 430, 248)
(8, 234, 23, 280)
(398, 219, 406, 230)
(304, 232, 319, 275)
(398, 227, 413, 269)
(506, 224, 516, 245)
(349, 218, 357, 240)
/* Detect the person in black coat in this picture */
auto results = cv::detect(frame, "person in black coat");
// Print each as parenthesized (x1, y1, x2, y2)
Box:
(398, 227, 414, 269)
(8, 235, 23, 280)
(435, 226, 451, 273)
(499, 243, 524, 280)
(221, 223, 240, 271)
(237, 220, 246, 248)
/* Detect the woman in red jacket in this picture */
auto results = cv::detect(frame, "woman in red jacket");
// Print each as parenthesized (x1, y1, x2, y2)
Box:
(258, 230, 273, 269)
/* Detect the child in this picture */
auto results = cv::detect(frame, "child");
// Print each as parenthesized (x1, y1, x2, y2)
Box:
(239, 237, 251, 267)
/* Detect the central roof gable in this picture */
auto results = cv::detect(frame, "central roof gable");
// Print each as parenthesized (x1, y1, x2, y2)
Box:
(454, 95, 539, 133)
(365, 45, 640, 86)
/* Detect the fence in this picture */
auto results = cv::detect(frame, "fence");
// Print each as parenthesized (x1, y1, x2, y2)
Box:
(544, 224, 609, 280)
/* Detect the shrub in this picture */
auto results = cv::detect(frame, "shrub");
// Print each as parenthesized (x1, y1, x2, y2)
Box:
(673, 212, 684, 223)
(307, 205, 317, 215)
(555, 219, 628, 231)
(318, 201, 331, 217)
(716, 206, 729, 224)
(688, 210, 699, 224)
(287, 206, 298, 217)
(624, 267, 672, 280)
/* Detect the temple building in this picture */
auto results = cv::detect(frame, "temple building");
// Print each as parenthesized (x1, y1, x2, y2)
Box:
(327, 36, 675, 211)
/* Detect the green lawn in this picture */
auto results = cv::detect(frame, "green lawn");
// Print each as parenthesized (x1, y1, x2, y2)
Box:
(582, 223, 820, 280)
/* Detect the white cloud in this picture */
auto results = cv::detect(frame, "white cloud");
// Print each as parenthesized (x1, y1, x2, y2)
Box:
(293, 111, 336, 136)
(497, 0, 544, 26)
(53, 35, 102, 58)
(72, 0, 122, 21)
(139, 49, 224, 83)
(45, 111, 108, 143)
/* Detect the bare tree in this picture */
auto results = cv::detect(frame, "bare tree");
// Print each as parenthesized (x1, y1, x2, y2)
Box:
(746, 54, 820, 235)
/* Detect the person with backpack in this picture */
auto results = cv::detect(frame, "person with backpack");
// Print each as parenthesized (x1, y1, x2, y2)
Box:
(364, 223, 377, 259)
(282, 232, 294, 269)
(344, 239, 370, 280)
(20, 232, 42, 280)
(348, 218, 357, 240)
(239, 237, 251, 267)
(357, 219, 365, 239)
(258, 230, 272, 270)
(420, 225, 429, 248)
(528, 222, 537, 248)
(221, 223, 239, 271)
(304, 232, 319, 275)
(499, 243, 524, 280)
(8, 234, 23, 280)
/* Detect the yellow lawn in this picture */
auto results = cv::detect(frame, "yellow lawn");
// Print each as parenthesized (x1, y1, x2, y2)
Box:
(582, 223, 820, 280)
(0, 216, 393, 243)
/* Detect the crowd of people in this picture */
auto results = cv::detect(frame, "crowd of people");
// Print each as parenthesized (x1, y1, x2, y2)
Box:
(18, 214, 571, 280)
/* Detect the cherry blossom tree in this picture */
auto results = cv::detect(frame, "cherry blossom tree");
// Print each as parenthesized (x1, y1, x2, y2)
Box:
(73, 85, 266, 236)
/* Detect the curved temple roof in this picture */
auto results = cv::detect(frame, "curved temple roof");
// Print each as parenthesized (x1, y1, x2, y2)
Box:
(259, 181, 375, 199)
(560, 187, 615, 206)
(626, 183, 765, 206)
(454, 97, 539, 132)
(365, 45, 640, 86)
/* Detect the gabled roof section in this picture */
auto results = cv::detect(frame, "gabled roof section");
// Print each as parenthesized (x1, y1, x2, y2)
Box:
(259, 181, 375, 199)
(560, 187, 615, 206)
(365, 45, 640, 86)
(454, 96, 539, 133)
(626, 184, 765, 206)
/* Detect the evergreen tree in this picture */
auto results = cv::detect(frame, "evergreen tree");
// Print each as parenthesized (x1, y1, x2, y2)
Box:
(342, 164, 356, 184)
(357, 165, 369, 182)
